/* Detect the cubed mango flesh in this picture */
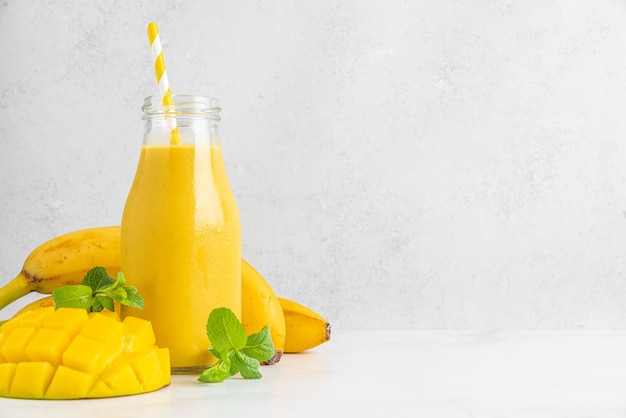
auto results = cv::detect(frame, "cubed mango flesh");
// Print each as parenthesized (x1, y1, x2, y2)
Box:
(11, 362, 56, 398)
(46, 366, 93, 399)
(1, 327, 36, 363)
(25, 328, 71, 365)
(0, 363, 16, 394)
(0, 307, 170, 399)
(99, 361, 142, 396)
(122, 316, 156, 351)
(42, 307, 89, 338)
(62, 334, 110, 375)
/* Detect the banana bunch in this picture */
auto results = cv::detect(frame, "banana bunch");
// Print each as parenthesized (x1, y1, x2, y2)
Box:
(0, 227, 330, 361)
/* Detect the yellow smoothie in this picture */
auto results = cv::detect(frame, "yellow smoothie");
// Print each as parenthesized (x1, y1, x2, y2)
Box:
(120, 143, 241, 371)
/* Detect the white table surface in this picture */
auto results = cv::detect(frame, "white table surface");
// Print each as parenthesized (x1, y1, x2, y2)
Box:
(1, 329, 626, 418)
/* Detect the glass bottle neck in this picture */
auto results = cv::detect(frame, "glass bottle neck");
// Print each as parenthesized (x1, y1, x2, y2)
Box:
(142, 95, 221, 147)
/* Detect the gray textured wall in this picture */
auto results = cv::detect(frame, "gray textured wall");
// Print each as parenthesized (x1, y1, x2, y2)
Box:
(1, 1, 626, 328)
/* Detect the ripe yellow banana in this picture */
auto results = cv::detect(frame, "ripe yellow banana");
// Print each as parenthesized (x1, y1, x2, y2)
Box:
(279, 297, 330, 353)
(0, 226, 121, 311)
(0, 226, 287, 362)
(13, 295, 55, 315)
(240, 260, 286, 364)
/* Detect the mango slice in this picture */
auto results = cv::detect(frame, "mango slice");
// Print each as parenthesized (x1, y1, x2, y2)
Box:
(0, 307, 170, 399)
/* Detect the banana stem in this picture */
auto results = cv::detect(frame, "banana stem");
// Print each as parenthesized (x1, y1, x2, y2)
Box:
(0, 273, 31, 311)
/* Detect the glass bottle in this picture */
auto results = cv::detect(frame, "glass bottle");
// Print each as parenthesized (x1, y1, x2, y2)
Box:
(120, 95, 241, 373)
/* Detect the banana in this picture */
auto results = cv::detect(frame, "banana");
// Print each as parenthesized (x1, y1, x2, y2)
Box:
(0, 226, 287, 363)
(13, 295, 55, 315)
(240, 260, 286, 364)
(279, 297, 330, 353)
(0, 226, 121, 311)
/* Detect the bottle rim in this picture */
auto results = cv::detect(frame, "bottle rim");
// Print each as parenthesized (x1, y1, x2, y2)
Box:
(142, 95, 221, 120)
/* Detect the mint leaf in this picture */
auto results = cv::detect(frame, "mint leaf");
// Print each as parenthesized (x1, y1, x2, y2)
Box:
(116, 271, 127, 287)
(208, 347, 222, 360)
(241, 326, 274, 362)
(82, 267, 115, 292)
(120, 287, 144, 309)
(206, 307, 247, 353)
(105, 287, 128, 302)
(52, 285, 94, 310)
(93, 272, 143, 308)
(52, 268, 144, 313)
(228, 361, 238, 376)
(95, 295, 115, 312)
(198, 357, 233, 383)
(199, 307, 271, 384)
(97, 270, 125, 292)
(91, 297, 104, 312)
(232, 352, 262, 379)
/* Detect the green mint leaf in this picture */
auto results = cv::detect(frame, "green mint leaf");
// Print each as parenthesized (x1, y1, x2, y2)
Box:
(198, 359, 232, 383)
(208, 347, 222, 360)
(199, 308, 272, 384)
(232, 351, 262, 379)
(116, 272, 127, 287)
(52, 285, 94, 311)
(241, 326, 275, 362)
(91, 297, 104, 312)
(104, 287, 128, 302)
(95, 295, 115, 312)
(206, 307, 247, 353)
(228, 361, 238, 376)
(51, 269, 145, 314)
(104, 271, 124, 291)
(97, 271, 125, 293)
(119, 287, 144, 309)
(82, 267, 115, 292)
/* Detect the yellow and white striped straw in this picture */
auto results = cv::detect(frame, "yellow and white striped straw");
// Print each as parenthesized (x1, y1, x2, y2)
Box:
(147, 22, 180, 145)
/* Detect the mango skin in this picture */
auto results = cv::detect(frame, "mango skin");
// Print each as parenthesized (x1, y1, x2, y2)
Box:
(0, 307, 170, 399)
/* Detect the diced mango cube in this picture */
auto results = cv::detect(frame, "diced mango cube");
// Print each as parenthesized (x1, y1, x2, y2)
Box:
(0, 363, 16, 394)
(1, 327, 36, 363)
(45, 365, 93, 399)
(122, 316, 156, 351)
(42, 307, 89, 338)
(14, 307, 55, 328)
(25, 328, 70, 366)
(124, 349, 163, 391)
(62, 334, 107, 375)
(10, 362, 55, 398)
(99, 362, 142, 396)
(81, 313, 123, 345)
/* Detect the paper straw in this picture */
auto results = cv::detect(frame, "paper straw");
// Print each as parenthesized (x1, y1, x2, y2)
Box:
(147, 22, 180, 145)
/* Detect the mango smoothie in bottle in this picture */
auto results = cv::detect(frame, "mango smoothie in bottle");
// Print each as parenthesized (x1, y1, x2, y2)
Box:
(120, 95, 241, 373)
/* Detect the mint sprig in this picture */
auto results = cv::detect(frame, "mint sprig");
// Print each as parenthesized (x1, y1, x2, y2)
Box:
(52, 266, 144, 313)
(198, 307, 274, 383)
